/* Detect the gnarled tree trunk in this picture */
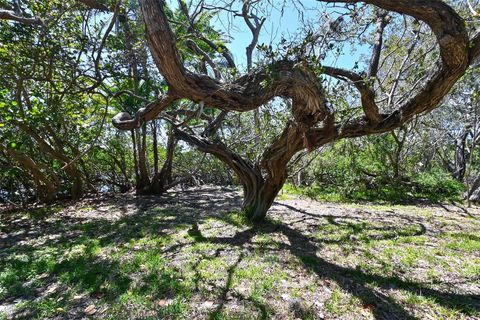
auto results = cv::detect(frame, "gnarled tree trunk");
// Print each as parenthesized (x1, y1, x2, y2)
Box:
(112, 0, 478, 222)
(241, 175, 285, 222)
(176, 122, 312, 222)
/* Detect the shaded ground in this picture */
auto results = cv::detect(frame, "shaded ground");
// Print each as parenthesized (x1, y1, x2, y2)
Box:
(1, 186, 479, 319)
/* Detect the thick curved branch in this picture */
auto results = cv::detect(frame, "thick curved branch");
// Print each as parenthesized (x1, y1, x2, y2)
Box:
(174, 128, 262, 185)
(138, 0, 327, 116)
(113, 60, 329, 130)
(0, 9, 41, 24)
(139, 0, 194, 95)
(260, 122, 305, 176)
(320, 0, 469, 130)
(112, 92, 178, 130)
(127, 0, 472, 160)
(322, 0, 469, 67)
(323, 66, 381, 123)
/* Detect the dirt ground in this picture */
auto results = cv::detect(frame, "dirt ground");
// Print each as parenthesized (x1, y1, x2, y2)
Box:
(1, 186, 479, 319)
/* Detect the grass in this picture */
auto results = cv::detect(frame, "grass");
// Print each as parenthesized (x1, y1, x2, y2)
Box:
(281, 179, 465, 204)
(443, 232, 480, 252)
(1, 190, 479, 319)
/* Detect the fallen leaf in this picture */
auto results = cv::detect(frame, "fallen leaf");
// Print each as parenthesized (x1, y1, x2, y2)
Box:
(203, 301, 214, 308)
(84, 305, 97, 315)
(46, 284, 58, 294)
(158, 299, 167, 307)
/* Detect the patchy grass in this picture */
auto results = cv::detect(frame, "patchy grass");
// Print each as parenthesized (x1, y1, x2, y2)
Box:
(1, 188, 479, 319)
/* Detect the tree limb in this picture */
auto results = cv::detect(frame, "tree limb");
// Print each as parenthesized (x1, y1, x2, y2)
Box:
(323, 66, 381, 123)
(119, 0, 472, 159)
(174, 128, 260, 184)
(0, 9, 41, 25)
(1, 0, 109, 25)
(368, 10, 390, 78)
(112, 92, 179, 130)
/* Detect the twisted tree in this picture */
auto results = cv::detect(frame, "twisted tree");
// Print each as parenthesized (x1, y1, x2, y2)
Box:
(113, 0, 480, 221)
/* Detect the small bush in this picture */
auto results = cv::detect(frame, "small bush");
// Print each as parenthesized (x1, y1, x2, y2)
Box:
(412, 169, 465, 201)
(284, 167, 464, 203)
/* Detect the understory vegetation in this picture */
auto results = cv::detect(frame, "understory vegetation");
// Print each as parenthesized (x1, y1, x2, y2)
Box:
(282, 148, 466, 203)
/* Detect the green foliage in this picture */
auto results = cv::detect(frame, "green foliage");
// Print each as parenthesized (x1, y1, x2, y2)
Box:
(412, 170, 465, 201)
(287, 134, 465, 203)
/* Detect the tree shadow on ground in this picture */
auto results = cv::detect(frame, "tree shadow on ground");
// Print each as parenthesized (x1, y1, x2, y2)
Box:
(190, 218, 479, 319)
(0, 188, 242, 318)
(185, 195, 479, 320)
(188, 224, 272, 319)
(1, 188, 479, 319)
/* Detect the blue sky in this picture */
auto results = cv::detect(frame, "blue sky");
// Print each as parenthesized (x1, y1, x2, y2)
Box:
(206, 0, 368, 71)
(165, 0, 370, 71)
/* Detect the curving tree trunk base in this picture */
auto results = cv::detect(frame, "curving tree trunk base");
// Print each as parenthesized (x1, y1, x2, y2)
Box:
(137, 174, 168, 195)
(242, 198, 270, 222)
(242, 180, 283, 223)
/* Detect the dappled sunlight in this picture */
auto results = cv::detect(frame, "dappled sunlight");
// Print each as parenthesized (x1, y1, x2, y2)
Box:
(1, 187, 479, 319)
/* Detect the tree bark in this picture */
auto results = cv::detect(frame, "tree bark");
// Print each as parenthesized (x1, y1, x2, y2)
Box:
(147, 125, 176, 194)
(176, 122, 308, 222)
(135, 126, 151, 193)
(241, 174, 285, 222)
(3, 146, 57, 203)
(453, 129, 470, 181)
